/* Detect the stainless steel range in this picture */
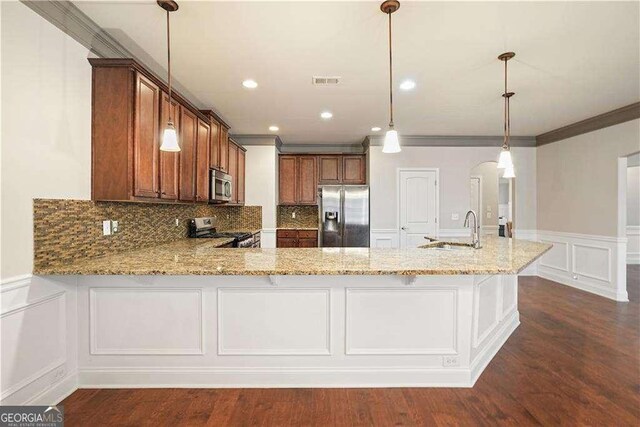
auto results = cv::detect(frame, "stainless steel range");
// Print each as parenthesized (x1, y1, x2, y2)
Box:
(188, 217, 258, 248)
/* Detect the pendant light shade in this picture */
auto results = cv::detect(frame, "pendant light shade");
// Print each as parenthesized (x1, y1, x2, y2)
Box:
(381, 1, 401, 153)
(497, 148, 512, 169)
(498, 52, 516, 177)
(159, 0, 180, 152)
(383, 128, 401, 153)
(160, 121, 180, 152)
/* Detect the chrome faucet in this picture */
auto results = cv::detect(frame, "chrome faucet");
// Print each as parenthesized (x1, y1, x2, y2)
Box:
(464, 210, 482, 249)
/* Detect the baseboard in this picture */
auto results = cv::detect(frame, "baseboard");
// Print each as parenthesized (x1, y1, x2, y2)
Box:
(78, 366, 475, 388)
(538, 270, 628, 302)
(25, 372, 78, 406)
(470, 311, 520, 386)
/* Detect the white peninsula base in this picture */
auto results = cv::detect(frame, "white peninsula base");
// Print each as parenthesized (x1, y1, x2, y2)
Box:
(72, 273, 518, 388)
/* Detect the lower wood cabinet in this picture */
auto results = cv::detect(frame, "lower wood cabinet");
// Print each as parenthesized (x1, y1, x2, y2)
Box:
(276, 229, 318, 248)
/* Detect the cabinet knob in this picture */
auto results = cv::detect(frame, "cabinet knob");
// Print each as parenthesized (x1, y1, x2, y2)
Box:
(161, 192, 166, 195)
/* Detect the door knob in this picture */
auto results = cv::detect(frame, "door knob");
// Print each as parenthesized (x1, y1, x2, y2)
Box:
(401, 227, 407, 231)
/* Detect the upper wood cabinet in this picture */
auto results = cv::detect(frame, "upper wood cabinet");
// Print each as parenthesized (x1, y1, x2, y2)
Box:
(318, 156, 342, 184)
(342, 155, 366, 184)
(318, 154, 366, 185)
(195, 118, 211, 202)
(159, 92, 180, 200)
(238, 148, 246, 205)
(133, 73, 160, 198)
(219, 125, 230, 173)
(279, 156, 297, 205)
(90, 59, 231, 204)
(228, 141, 239, 203)
(278, 155, 318, 205)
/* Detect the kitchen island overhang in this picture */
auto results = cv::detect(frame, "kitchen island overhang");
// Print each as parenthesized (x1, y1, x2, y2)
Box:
(36, 238, 551, 388)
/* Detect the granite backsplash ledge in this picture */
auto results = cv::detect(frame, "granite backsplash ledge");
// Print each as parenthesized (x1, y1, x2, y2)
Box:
(277, 205, 318, 228)
(33, 199, 261, 269)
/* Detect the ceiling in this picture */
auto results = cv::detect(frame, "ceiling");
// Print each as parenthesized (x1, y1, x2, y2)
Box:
(75, 1, 640, 145)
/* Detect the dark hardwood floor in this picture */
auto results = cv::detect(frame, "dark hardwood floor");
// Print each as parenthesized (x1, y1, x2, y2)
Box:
(61, 267, 640, 426)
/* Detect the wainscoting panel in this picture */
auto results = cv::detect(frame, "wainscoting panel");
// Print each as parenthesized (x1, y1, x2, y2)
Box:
(627, 226, 640, 264)
(345, 288, 457, 355)
(260, 229, 276, 249)
(90, 288, 204, 355)
(472, 276, 500, 348)
(537, 230, 627, 301)
(370, 229, 399, 248)
(218, 288, 331, 355)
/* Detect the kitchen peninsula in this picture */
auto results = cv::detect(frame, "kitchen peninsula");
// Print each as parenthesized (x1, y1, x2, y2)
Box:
(34, 237, 550, 388)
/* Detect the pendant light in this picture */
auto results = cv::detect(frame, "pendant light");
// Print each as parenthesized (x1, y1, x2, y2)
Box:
(159, 0, 180, 152)
(381, 1, 401, 153)
(497, 52, 515, 177)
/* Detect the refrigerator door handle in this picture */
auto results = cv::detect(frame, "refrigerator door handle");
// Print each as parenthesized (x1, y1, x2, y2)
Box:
(340, 187, 345, 243)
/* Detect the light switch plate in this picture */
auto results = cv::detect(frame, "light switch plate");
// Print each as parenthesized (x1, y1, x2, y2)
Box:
(102, 220, 111, 236)
(451, 213, 459, 221)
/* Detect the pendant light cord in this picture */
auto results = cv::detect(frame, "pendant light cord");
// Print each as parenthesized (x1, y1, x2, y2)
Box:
(388, 10, 394, 128)
(503, 58, 509, 150)
(166, 9, 172, 123)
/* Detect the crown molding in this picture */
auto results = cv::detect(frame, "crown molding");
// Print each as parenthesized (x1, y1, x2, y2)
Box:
(278, 143, 366, 154)
(366, 135, 536, 148)
(231, 135, 282, 148)
(536, 102, 640, 146)
(21, 0, 132, 58)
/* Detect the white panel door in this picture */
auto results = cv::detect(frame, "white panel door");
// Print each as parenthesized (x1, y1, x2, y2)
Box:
(399, 169, 438, 248)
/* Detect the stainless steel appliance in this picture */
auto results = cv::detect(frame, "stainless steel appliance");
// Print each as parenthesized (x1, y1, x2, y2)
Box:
(210, 170, 232, 203)
(188, 217, 258, 248)
(319, 185, 369, 247)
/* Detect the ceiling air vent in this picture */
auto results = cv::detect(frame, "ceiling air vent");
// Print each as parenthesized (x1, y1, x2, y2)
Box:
(312, 76, 341, 86)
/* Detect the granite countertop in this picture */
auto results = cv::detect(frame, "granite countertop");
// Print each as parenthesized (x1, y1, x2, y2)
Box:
(34, 236, 551, 276)
(277, 227, 319, 230)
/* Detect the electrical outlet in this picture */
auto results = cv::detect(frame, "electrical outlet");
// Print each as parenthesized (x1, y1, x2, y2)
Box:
(175, 218, 180, 227)
(292, 212, 296, 219)
(443, 356, 459, 367)
(112, 220, 119, 233)
(102, 220, 111, 236)
(486, 212, 492, 219)
(451, 213, 459, 221)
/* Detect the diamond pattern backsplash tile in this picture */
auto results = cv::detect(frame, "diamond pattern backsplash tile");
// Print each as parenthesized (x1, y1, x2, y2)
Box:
(33, 199, 261, 269)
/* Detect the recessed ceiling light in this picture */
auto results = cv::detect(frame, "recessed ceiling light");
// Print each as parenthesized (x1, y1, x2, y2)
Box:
(371, 127, 381, 132)
(399, 80, 416, 91)
(242, 79, 258, 89)
(269, 125, 279, 132)
(320, 111, 333, 119)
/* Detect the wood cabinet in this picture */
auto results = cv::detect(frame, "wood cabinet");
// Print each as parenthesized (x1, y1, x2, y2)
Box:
(318, 154, 366, 185)
(133, 73, 161, 198)
(90, 58, 221, 204)
(228, 141, 238, 203)
(208, 116, 220, 170)
(342, 155, 366, 184)
(318, 156, 342, 184)
(179, 107, 197, 202)
(276, 229, 318, 248)
(238, 148, 246, 205)
(219, 125, 230, 173)
(195, 118, 211, 202)
(159, 93, 180, 200)
(278, 155, 318, 205)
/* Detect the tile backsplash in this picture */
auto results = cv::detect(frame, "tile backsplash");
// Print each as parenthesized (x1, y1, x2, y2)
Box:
(33, 199, 261, 269)
(277, 205, 319, 228)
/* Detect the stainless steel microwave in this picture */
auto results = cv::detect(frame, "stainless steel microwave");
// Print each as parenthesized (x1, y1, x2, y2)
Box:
(210, 169, 232, 203)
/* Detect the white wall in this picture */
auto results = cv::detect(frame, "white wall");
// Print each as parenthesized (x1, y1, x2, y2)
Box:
(369, 146, 536, 237)
(627, 165, 640, 264)
(244, 145, 277, 247)
(1, 1, 92, 280)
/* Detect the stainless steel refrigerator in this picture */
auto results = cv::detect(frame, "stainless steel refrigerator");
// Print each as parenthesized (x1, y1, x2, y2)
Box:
(319, 185, 370, 247)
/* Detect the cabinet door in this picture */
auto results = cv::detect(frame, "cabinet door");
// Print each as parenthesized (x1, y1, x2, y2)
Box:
(279, 156, 297, 205)
(237, 148, 246, 205)
(179, 108, 197, 201)
(228, 141, 239, 204)
(297, 156, 317, 205)
(277, 237, 297, 248)
(159, 92, 180, 200)
(219, 126, 229, 172)
(133, 73, 160, 198)
(195, 118, 211, 202)
(318, 156, 342, 184)
(298, 238, 318, 248)
(343, 155, 366, 184)
(209, 118, 220, 169)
